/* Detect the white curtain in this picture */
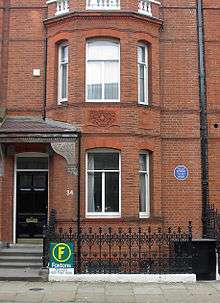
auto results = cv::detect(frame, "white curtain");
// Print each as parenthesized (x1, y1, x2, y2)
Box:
(87, 62, 102, 99)
(87, 40, 119, 100)
(104, 61, 119, 99)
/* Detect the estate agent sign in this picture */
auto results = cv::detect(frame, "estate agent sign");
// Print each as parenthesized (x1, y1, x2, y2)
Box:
(49, 242, 75, 279)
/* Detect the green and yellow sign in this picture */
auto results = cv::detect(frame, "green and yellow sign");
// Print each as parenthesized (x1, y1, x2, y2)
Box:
(50, 242, 74, 269)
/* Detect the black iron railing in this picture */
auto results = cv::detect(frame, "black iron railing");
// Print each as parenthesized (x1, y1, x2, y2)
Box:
(43, 211, 193, 274)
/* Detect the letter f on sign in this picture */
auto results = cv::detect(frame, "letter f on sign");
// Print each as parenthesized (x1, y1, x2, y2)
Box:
(58, 246, 65, 260)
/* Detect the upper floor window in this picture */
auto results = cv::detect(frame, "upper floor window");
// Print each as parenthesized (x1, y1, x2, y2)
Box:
(58, 43, 68, 104)
(86, 40, 120, 102)
(56, 0, 69, 15)
(139, 152, 150, 218)
(138, 44, 148, 105)
(138, 0, 152, 16)
(86, 149, 121, 217)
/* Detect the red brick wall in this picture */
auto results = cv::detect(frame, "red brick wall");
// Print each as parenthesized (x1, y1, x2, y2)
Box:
(160, 0, 202, 236)
(4, 0, 47, 115)
(1, 0, 214, 241)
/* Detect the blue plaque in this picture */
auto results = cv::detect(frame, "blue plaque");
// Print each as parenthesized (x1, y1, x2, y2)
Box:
(174, 165, 189, 181)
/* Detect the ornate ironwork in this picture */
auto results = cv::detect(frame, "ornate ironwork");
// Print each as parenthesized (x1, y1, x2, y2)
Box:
(204, 204, 220, 244)
(43, 211, 193, 274)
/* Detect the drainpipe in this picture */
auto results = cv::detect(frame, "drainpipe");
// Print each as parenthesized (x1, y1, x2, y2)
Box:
(43, 6, 48, 121)
(43, 36, 48, 121)
(77, 133, 82, 273)
(196, 0, 209, 237)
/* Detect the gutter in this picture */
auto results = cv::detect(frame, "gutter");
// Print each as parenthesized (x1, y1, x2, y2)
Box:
(196, 0, 209, 237)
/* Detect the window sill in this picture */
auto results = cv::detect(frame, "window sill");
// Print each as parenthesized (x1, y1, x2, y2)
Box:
(58, 100, 68, 106)
(86, 213, 121, 219)
(139, 212, 150, 219)
(86, 100, 120, 103)
(138, 102, 149, 106)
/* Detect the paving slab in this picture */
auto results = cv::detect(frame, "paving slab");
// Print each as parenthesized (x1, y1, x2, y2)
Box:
(134, 294, 167, 303)
(76, 293, 105, 302)
(0, 292, 17, 302)
(44, 291, 76, 302)
(77, 287, 105, 294)
(15, 292, 45, 302)
(106, 295, 136, 303)
(133, 286, 163, 295)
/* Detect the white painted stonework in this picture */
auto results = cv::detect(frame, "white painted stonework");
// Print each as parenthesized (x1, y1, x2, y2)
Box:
(49, 273, 196, 283)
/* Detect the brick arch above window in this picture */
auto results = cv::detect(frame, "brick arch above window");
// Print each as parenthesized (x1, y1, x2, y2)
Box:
(51, 32, 71, 44)
(84, 139, 122, 151)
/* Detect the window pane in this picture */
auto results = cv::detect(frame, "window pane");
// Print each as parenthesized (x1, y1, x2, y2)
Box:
(88, 153, 119, 170)
(17, 157, 48, 170)
(104, 61, 119, 100)
(105, 172, 119, 212)
(87, 40, 119, 61)
(139, 154, 147, 171)
(139, 64, 145, 103)
(139, 173, 146, 212)
(61, 45, 68, 62)
(61, 64, 67, 99)
(88, 172, 102, 212)
(87, 62, 102, 99)
(138, 46, 146, 63)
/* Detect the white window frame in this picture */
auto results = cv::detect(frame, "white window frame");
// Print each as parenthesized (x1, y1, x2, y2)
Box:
(139, 151, 150, 218)
(86, 149, 121, 218)
(138, 43, 149, 105)
(86, 39, 120, 103)
(58, 42, 68, 104)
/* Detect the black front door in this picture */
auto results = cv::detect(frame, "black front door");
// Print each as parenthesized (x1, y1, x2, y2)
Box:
(16, 172, 48, 239)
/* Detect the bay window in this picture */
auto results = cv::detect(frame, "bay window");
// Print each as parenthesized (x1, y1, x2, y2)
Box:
(86, 150, 121, 217)
(138, 44, 148, 105)
(58, 42, 68, 103)
(139, 152, 150, 217)
(86, 40, 120, 102)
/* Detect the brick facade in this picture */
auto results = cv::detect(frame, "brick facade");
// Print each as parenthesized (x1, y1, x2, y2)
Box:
(0, 0, 218, 243)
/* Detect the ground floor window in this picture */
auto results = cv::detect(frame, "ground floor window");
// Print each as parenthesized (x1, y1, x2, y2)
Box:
(86, 149, 120, 217)
(139, 151, 150, 218)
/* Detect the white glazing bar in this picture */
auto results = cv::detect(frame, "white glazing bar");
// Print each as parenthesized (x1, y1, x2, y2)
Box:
(86, 0, 120, 10)
(138, 0, 152, 16)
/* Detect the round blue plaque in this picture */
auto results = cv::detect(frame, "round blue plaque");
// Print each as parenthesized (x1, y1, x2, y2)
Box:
(174, 165, 189, 181)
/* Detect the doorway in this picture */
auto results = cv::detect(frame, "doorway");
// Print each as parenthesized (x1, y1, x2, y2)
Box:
(14, 154, 48, 242)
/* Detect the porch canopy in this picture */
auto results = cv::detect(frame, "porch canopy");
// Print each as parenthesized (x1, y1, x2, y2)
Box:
(0, 116, 79, 143)
(0, 116, 80, 175)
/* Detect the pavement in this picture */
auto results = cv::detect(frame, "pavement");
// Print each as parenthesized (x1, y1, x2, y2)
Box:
(1, 281, 220, 303)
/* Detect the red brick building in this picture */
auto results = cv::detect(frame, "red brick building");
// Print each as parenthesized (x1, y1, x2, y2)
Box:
(0, 0, 218, 244)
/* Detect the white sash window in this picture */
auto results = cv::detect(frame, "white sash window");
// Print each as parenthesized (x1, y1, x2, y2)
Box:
(58, 43, 68, 104)
(139, 152, 150, 218)
(138, 44, 148, 105)
(86, 150, 121, 217)
(86, 40, 120, 102)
